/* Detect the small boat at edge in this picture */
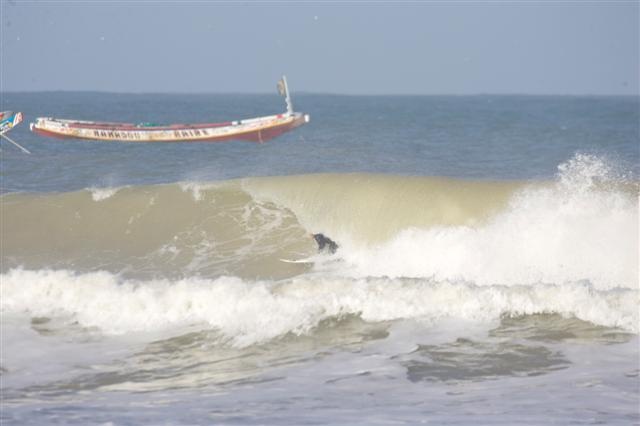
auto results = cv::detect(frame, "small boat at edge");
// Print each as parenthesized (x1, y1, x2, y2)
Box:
(29, 76, 309, 143)
(0, 111, 23, 135)
(1, 111, 30, 154)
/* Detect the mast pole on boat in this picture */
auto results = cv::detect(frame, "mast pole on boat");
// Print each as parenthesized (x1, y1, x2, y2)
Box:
(282, 75, 293, 115)
(0, 133, 31, 154)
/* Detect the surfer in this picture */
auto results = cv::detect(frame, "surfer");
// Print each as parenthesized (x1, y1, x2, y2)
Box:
(312, 233, 339, 254)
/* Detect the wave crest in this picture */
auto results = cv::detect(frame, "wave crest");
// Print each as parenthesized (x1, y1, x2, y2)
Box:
(2, 269, 637, 346)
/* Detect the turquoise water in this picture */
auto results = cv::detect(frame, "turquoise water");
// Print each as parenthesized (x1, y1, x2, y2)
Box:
(1, 93, 638, 425)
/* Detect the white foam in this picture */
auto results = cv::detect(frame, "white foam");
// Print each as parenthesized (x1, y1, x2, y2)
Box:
(2, 269, 637, 347)
(179, 181, 221, 202)
(339, 154, 639, 289)
(0, 313, 143, 389)
(88, 186, 122, 201)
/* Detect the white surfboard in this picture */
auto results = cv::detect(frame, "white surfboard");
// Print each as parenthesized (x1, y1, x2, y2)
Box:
(279, 257, 314, 264)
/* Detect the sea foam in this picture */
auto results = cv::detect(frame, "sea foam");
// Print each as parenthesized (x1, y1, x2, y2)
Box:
(335, 154, 639, 289)
(2, 268, 637, 347)
(88, 186, 122, 201)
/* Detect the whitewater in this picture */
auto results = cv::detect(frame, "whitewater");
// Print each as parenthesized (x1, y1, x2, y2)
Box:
(1, 93, 638, 425)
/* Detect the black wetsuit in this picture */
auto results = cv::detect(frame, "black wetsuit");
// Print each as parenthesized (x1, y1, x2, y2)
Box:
(313, 233, 339, 254)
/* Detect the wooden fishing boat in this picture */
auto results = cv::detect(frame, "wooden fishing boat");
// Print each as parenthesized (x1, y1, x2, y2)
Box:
(1, 111, 30, 153)
(30, 76, 310, 143)
(0, 111, 23, 135)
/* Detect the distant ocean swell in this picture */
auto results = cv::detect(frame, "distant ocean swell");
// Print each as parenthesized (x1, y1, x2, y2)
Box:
(1, 154, 638, 344)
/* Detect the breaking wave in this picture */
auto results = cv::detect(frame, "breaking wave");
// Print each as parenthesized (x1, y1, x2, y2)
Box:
(338, 155, 638, 288)
(2, 269, 637, 347)
(1, 154, 638, 343)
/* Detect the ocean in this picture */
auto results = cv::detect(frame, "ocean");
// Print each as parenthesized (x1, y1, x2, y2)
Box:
(1, 93, 638, 425)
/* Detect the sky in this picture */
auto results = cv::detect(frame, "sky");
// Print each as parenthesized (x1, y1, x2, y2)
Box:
(1, 0, 638, 95)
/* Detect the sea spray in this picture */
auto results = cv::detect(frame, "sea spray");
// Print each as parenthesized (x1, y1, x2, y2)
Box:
(338, 155, 638, 288)
(87, 186, 123, 202)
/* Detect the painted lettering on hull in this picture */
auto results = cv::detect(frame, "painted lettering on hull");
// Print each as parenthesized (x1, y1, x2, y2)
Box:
(32, 114, 307, 143)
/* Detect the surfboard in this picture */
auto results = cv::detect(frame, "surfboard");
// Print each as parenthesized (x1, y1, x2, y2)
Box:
(279, 258, 314, 264)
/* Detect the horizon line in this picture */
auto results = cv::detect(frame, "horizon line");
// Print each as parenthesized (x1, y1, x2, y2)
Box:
(2, 90, 638, 97)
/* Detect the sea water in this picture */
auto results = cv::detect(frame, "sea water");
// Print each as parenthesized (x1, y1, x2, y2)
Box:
(1, 93, 638, 424)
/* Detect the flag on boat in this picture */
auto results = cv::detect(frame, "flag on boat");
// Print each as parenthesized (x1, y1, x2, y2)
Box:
(278, 76, 294, 115)
(277, 78, 287, 97)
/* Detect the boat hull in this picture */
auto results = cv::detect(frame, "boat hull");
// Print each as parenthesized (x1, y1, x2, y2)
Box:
(0, 111, 23, 135)
(30, 113, 309, 143)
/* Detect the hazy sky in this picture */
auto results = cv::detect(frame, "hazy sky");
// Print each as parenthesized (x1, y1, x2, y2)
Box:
(1, 1, 638, 95)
